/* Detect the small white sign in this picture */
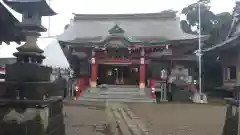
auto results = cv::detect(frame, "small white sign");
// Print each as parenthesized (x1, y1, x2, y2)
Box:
(91, 58, 95, 64)
(140, 58, 145, 64)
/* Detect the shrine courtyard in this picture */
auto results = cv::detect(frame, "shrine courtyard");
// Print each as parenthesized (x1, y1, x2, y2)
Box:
(63, 102, 226, 135)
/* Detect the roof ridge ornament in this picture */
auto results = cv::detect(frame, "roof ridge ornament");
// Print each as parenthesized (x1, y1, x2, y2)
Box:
(108, 24, 125, 35)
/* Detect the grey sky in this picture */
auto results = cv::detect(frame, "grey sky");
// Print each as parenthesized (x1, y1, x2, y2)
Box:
(2, 0, 236, 37)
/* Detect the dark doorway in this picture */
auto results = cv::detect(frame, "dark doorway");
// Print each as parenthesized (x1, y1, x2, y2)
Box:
(97, 64, 139, 86)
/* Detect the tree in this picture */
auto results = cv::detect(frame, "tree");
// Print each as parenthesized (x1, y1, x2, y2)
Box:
(181, 2, 216, 35)
(181, 1, 233, 45)
(206, 12, 232, 45)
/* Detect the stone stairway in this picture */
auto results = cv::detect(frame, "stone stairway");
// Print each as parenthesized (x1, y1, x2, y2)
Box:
(78, 86, 152, 102)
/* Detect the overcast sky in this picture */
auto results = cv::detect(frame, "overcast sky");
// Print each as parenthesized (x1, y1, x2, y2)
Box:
(2, 0, 236, 37)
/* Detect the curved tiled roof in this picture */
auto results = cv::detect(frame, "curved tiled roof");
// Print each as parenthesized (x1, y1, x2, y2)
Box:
(73, 11, 177, 20)
(57, 12, 198, 42)
(3, 0, 56, 16)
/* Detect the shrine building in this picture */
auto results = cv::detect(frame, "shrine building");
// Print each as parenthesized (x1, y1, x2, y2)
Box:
(58, 11, 204, 90)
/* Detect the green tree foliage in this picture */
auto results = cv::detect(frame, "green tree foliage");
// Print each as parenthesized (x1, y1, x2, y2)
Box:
(181, 1, 233, 46)
(206, 12, 232, 45)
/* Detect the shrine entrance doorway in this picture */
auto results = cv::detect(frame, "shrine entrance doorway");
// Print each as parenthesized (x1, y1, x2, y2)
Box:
(97, 64, 139, 86)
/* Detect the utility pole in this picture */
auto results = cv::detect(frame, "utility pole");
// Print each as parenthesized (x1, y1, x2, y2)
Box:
(197, 0, 209, 95)
(198, 1, 202, 95)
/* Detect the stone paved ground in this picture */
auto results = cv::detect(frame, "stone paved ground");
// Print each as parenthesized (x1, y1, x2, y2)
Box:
(127, 103, 226, 135)
(63, 105, 109, 135)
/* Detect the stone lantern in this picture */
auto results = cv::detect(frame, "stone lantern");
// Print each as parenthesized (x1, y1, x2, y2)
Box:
(3, 0, 56, 63)
(0, 0, 66, 135)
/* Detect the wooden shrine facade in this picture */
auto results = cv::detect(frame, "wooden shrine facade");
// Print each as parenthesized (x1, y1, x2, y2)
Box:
(60, 25, 201, 89)
(58, 12, 204, 90)
(60, 37, 168, 89)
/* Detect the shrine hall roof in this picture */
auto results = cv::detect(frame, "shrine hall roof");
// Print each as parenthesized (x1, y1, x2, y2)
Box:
(57, 11, 199, 43)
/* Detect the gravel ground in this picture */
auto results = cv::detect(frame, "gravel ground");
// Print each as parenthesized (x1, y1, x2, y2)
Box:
(127, 103, 226, 135)
(63, 105, 109, 135)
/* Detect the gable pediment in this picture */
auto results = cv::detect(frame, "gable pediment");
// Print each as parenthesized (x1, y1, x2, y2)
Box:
(104, 38, 127, 48)
(103, 24, 129, 47)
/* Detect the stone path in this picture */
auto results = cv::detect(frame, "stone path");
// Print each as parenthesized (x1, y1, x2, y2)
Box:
(127, 103, 226, 135)
(63, 105, 108, 135)
(64, 93, 227, 135)
(109, 103, 151, 135)
(63, 102, 152, 135)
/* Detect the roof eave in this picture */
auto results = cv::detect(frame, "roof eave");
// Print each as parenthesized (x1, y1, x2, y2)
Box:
(0, 2, 26, 44)
(203, 35, 240, 53)
(73, 11, 177, 20)
(3, 0, 56, 16)
(169, 35, 209, 44)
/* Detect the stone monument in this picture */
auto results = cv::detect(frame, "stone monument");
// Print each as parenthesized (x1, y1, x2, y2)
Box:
(0, 0, 65, 135)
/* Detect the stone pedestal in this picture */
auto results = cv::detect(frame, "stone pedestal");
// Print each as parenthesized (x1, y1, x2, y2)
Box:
(0, 97, 65, 135)
(0, 62, 66, 135)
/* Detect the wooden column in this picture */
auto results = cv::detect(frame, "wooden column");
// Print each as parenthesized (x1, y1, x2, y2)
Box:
(91, 50, 97, 88)
(139, 49, 145, 89)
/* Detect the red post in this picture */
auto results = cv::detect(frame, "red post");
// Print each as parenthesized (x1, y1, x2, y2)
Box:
(150, 79, 156, 103)
(149, 79, 155, 89)
(75, 78, 82, 99)
(151, 87, 156, 101)
(139, 57, 145, 89)
(91, 57, 97, 88)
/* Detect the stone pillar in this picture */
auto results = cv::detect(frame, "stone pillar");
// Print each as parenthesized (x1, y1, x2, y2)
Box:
(91, 50, 97, 88)
(139, 49, 145, 89)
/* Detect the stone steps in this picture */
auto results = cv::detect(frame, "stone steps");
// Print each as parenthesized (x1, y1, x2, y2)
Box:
(91, 87, 140, 92)
(80, 87, 151, 103)
(80, 96, 150, 101)
(82, 93, 148, 98)
(88, 91, 141, 95)
(78, 98, 153, 103)
(80, 93, 150, 100)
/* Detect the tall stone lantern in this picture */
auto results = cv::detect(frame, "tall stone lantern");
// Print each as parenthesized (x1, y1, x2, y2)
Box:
(0, 0, 66, 135)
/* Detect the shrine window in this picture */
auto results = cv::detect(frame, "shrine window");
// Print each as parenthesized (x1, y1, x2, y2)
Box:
(224, 66, 236, 80)
(27, 13, 33, 18)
